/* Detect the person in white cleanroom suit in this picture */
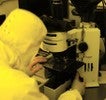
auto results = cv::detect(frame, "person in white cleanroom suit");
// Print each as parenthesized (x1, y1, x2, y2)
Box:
(0, 8, 85, 100)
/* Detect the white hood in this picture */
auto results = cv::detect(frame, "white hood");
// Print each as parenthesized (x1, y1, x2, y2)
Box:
(0, 8, 47, 74)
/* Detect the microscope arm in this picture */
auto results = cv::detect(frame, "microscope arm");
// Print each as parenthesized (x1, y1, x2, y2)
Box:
(70, 0, 102, 21)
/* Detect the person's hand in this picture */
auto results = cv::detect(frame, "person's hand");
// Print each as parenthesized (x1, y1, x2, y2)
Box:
(71, 72, 86, 95)
(28, 56, 47, 76)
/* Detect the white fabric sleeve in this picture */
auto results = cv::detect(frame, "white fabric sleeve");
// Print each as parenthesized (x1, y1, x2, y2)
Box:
(22, 90, 49, 100)
(58, 89, 82, 100)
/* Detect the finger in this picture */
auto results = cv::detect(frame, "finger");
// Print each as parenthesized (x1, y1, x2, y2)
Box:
(33, 56, 47, 63)
(31, 63, 43, 74)
(29, 57, 47, 69)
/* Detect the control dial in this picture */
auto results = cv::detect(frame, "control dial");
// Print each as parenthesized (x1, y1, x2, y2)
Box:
(78, 42, 88, 52)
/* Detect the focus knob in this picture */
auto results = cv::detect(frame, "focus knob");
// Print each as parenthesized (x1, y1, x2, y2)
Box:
(78, 42, 88, 52)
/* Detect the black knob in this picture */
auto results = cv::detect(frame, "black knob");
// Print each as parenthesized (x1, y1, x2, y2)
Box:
(78, 42, 88, 52)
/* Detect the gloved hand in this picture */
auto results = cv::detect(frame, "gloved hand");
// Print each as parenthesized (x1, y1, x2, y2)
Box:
(28, 56, 47, 76)
(71, 72, 85, 95)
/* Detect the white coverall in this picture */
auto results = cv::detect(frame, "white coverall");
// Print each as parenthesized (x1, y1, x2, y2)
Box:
(0, 8, 82, 100)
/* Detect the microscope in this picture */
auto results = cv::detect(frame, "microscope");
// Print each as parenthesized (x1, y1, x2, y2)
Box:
(39, 0, 102, 88)
(34, 0, 102, 99)
(19, 0, 104, 99)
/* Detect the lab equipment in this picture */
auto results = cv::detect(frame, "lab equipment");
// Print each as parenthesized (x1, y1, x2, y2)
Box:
(19, 0, 102, 85)
(40, 0, 101, 87)
(71, 0, 102, 22)
(18, 0, 105, 99)
(41, 22, 100, 87)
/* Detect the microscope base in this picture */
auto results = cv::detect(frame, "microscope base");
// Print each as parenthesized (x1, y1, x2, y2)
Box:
(44, 80, 71, 100)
